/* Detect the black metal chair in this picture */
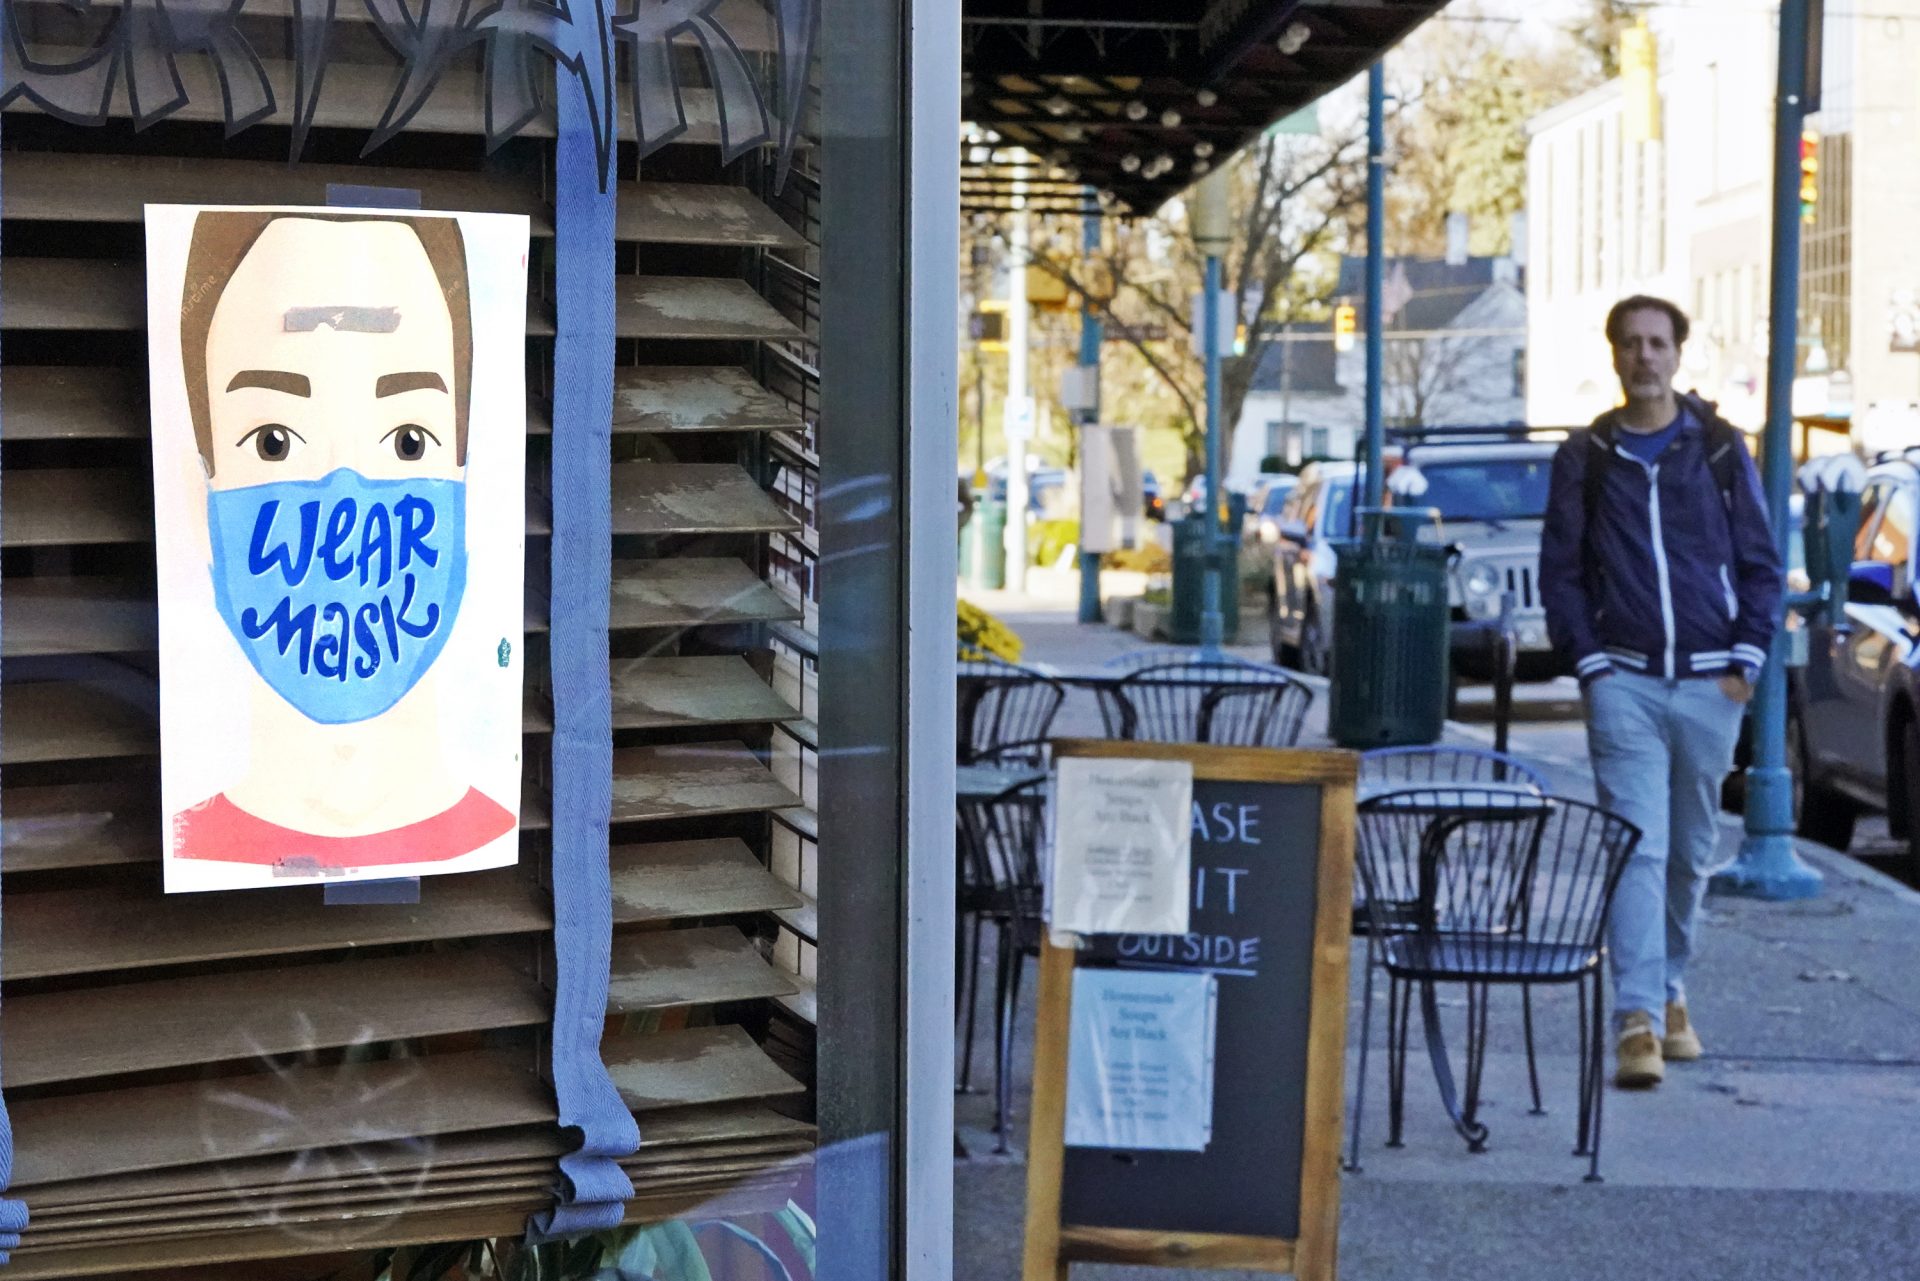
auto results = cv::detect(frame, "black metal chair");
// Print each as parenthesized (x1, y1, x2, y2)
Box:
(955, 778, 1048, 1152)
(957, 659, 1066, 767)
(1094, 659, 1313, 747)
(1347, 747, 1551, 1170)
(1358, 745, 1550, 795)
(1354, 789, 1640, 1182)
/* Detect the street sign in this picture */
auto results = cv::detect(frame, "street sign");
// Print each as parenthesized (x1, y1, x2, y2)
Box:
(1108, 323, 1169, 344)
(1023, 740, 1356, 1281)
(1189, 291, 1238, 357)
(1004, 394, 1036, 440)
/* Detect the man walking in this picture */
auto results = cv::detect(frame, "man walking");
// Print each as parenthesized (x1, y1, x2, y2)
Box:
(1539, 296, 1783, 1088)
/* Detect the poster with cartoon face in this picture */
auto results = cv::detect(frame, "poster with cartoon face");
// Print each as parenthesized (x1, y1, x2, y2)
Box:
(145, 206, 529, 893)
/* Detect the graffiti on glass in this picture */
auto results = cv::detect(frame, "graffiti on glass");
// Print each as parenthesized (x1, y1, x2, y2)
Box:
(0, 0, 817, 187)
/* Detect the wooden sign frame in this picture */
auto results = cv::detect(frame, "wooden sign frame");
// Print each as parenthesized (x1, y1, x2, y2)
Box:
(1021, 740, 1357, 1281)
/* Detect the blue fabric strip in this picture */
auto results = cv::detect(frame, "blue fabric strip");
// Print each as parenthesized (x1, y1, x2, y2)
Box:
(0, 125, 32, 1265)
(526, 78, 640, 1242)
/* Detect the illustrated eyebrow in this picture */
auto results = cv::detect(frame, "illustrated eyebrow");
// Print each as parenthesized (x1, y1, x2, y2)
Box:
(225, 370, 311, 396)
(375, 371, 449, 397)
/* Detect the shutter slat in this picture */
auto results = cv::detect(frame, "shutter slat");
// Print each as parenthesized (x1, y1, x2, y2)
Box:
(611, 655, 793, 731)
(616, 278, 801, 342)
(2, 580, 156, 657)
(11, 1026, 798, 1189)
(0, 367, 144, 440)
(619, 184, 805, 250)
(612, 742, 799, 824)
(775, 806, 818, 842)
(611, 463, 797, 536)
(0, 779, 558, 872)
(28, 1146, 812, 1238)
(4, 869, 550, 980)
(772, 894, 818, 944)
(0, 260, 141, 331)
(2, 469, 151, 546)
(9, 1046, 545, 1187)
(607, 925, 797, 1013)
(3, 471, 546, 546)
(609, 558, 801, 630)
(1, 58, 729, 145)
(1, 682, 155, 766)
(0, 152, 546, 229)
(4, 948, 545, 1088)
(2, 780, 155, 874)
(612, 366, 803, 434)
(2, 1177, 805, 1277)
(612, 838, 803, 924)
(1, 680, 553, 764)
(27, 1106, 808, 1208)
(2, 370, 547, 444)
(605, 1025, 802, 1111)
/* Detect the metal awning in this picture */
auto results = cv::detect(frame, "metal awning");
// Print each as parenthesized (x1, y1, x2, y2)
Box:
(961, 0, 1448, 215)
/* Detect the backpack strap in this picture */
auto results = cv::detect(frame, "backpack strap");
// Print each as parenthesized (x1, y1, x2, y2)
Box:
(1579, 422, 1614, 580)
(1702, 417, 1742, 512)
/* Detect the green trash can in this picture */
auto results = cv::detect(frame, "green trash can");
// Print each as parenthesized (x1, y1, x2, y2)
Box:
(1168, 505, 1241, 644)
(967, 499, 1007, 591)
(1328, 507, 1450, 748)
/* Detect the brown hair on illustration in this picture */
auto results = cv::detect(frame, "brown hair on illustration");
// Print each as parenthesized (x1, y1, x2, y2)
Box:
(179, 211, 474, 474)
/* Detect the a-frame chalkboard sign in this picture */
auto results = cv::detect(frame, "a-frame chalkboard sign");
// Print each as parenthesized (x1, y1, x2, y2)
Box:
(1022, 740, 1357, 1281)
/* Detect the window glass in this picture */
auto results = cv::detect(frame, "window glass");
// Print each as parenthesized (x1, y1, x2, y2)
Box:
(1321, 477, 1354, 538)
(1415, 458, 1554, 521)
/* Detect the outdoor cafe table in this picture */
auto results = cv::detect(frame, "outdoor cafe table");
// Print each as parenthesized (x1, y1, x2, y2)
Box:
(1360, 786, 1554, 1150)
(956, 762, 1046, 803)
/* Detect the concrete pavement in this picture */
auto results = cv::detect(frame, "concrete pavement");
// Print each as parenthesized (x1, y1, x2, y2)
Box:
(954, 588, 1920, 1281)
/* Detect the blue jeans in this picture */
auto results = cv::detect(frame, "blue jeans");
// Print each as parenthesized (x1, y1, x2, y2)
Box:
(1585, 672, 1744, 1037)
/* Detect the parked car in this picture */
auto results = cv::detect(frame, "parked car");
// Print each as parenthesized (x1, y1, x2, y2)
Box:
(1385, 433, 1561, 681)
(1786, 456, 1920, 872)
(1243, 475, 1300, 546)
(986, 466, 1068, 518)
(1265, 462, 1360, 675)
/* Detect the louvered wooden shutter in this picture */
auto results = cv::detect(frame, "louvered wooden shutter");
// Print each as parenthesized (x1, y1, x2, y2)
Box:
(0, 11, 820, 1272)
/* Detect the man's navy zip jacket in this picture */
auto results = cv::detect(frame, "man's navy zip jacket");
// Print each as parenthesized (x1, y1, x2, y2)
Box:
(1539, 395, 1782, 685)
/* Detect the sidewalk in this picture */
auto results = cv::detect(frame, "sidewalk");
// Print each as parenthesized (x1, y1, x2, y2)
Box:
(954, 589, 1920, 1280)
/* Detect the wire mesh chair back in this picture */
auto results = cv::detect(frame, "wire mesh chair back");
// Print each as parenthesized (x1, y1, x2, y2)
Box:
(1356, 790, 1640, 982)
(1096, 659, 1312, 746)
(955, 779, 1048, 946)
(1359, 745, 1548, 796)
(957, 660, 1066, 766)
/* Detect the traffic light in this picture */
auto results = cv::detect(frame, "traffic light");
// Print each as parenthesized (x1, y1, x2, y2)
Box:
(1333, 303, 1357, 353)
(1800, 130, 1820, 224)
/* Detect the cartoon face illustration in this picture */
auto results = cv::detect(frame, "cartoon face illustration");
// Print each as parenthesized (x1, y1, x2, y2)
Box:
(153, 205, 526, 887)
(181, 214, 474, 725)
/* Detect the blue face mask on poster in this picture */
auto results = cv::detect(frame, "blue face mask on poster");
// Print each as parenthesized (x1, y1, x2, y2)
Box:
(207, 468, 468, 725)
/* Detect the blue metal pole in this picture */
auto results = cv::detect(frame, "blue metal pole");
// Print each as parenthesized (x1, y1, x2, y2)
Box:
(1713, 0, 1822, 901)
(1078, 199, 1105, 624)
(1363, 61, 1386, 508)
(1200, 251, 1225, 655)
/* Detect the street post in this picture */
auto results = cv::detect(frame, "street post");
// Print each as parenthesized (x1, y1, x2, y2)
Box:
(1363, 60, 1386, 509)
(1077, 200, 1104, 623)
(1192, 169, 1232, 655)
(1713, 0, 1824, 900)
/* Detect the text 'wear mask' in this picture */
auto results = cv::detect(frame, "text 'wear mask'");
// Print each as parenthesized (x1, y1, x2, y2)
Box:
(207, 467, 468, 724)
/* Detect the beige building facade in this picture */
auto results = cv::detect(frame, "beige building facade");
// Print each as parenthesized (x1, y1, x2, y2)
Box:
(1524, 3, 1920, 440)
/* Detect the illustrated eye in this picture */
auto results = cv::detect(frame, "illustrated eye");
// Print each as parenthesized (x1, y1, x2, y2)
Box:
(383, 424, 441, 462)
(237, 424, 303, 462)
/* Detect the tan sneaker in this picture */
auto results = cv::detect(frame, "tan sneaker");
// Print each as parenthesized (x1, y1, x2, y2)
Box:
(1615, 1010, 1664, 1088)
(1664, 1000, 1703, 1061)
